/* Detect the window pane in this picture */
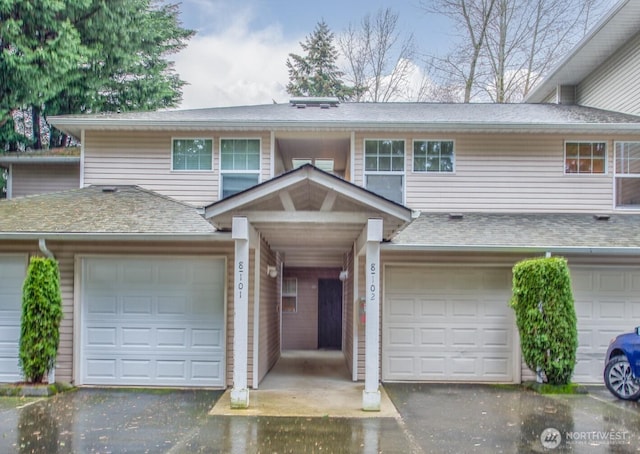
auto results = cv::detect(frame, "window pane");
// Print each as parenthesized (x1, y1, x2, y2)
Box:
(366, 175, 403, 204)
(565, 142, 605, 174)
(414, 140, 454, 172)
(616, 142, 640, 174)
(172, 139, 212, 171)
(221, 139, 260, 170)
(616, 177, 640, 207)
(222, 174, 259, 198)
(565, 143, 578, 158)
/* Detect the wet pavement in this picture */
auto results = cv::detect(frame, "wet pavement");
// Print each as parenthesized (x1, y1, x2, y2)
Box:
(0, 385, 638, 453)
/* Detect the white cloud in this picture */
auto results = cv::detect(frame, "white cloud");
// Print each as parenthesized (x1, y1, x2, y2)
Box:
(172, 12, 297, 109)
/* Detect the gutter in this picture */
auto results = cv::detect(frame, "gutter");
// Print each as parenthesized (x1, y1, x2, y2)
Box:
(0, 156, 80, 164)
(0, 232, 233, 242)
(381, 243, 640, 255)
(48, 119, 640, 137)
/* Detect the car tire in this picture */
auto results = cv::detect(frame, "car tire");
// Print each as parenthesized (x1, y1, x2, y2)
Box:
(604, 356, 640, 401)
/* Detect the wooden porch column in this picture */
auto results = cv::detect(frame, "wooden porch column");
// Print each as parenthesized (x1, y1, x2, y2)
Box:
(363, 218, 382, 411)
(231, 216, 250, 408)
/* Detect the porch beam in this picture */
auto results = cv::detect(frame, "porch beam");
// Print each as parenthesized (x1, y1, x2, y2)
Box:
(231, 216, 250, 408)
(363, 218, 383, 411)
(278, 190, 296, 212)
(246, 211, 374, 224)
(320, 190, 338, 212)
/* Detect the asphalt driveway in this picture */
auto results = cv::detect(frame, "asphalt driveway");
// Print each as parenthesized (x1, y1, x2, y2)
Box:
(0, 385, 638, 453)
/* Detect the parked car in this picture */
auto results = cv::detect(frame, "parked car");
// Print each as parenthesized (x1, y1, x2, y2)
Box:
(604, 327, 640, 400)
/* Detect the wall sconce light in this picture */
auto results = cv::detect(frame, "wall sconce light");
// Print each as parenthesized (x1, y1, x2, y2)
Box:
(339, 270, 348, 282)
(266, 265, 278, 279)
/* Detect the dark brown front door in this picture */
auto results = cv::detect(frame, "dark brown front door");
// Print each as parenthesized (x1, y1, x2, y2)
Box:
(318, 278, 342, 349)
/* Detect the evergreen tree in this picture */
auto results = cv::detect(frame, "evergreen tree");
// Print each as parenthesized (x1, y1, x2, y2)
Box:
(286, 21, 354, 101)
(0, 0, 87, 138)
(1, 0, 194, 150)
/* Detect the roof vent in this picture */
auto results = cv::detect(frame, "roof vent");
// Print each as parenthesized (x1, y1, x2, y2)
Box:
(290, 97, 339, 108)
(102, 186, 118, 193)
(449, 213, 464, 220)
(594, 214, 610, 221)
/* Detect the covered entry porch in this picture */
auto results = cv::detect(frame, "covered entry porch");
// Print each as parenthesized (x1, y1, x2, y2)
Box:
(205, 165, 412, 411)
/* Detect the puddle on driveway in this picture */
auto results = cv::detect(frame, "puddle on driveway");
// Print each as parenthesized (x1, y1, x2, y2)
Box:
(0, 388, 414, 453)
(385, 383, 640, 453)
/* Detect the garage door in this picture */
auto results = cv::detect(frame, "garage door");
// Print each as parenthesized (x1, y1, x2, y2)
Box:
(383, 266, 515, 382)
(571, 266, 640, 383)
(0, 255, 26, 383)
(81, 257, 226, 387)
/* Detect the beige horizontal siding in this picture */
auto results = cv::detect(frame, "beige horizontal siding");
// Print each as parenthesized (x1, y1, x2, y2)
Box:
(11, 163, 79, 198)
(578, 31, 640, 116)
(405, 134, 621, 213)
(84, 131, 271, 207)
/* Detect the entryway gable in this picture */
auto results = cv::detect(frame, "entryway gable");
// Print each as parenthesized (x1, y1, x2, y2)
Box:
(204, 164, 412, 268)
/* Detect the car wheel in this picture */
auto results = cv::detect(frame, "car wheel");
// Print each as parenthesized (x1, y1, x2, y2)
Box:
(604, 356, 640, 401)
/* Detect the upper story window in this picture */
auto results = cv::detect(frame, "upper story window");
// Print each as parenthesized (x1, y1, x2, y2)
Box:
(413, 140, 454, 172)
(172, 138, 213, 171)
(220, 138, 261, 198)
(565, 142, 606, 174)
(364, 139, 405, 204)
(615, 142, 640, 208)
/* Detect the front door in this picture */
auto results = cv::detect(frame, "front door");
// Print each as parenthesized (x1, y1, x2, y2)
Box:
(318, 279, 342, 349)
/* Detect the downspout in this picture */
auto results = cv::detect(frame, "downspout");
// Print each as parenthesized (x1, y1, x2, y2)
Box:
(39, 238, 55, 259)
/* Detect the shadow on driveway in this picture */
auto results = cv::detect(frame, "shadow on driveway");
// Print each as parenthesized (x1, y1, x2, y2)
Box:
(0, 385, 638, 453)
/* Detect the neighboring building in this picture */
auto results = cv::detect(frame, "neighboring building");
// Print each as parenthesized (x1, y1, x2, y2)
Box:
(1, 0, 639, 411)
(0, 148, 81, 199)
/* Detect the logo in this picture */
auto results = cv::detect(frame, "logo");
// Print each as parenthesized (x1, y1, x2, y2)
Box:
(541, 427, 562, 449)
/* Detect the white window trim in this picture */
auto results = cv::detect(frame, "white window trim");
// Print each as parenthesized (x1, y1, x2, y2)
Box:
(563, 140, 608, 175)
(613, 141, 640, 210)
(412, 139, 456, 173)
(170, 137, 215, 172)
(363, 138, 406, 205)
(282, 277, 298, 313)
(219, 137, 262, 197)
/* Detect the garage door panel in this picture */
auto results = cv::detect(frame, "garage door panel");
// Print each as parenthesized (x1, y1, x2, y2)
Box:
(81, 257, 225, 387)
(384, 266, 514, 383)
(421, 299, 446, 318)
(0, 255, 27, 382)
(571, 266, 640, 383)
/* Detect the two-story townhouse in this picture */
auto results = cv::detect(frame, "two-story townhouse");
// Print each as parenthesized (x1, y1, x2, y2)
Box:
(1, 0, 640, 411)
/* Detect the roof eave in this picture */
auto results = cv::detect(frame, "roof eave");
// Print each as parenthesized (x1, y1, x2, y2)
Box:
(0, 156, 81, 164)
(382, 243, 640, 255)
(526, 0, 636, 103)
(0, 232, 232, 241)
(48, 119, 640, 136)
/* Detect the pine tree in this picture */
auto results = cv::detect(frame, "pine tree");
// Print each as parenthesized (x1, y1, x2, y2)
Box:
(286, 21, 354, 101)
(0, 0, 194, 150)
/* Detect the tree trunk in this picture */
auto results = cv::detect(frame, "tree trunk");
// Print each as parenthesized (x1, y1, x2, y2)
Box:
(32, 105, 42, 150)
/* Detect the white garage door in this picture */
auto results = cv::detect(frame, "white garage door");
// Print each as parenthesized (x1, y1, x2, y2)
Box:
(383, 266, 515, 382)
(571, 266, 640, 383)
(0, 255, 26, 383)
(81, 257, 226, 387)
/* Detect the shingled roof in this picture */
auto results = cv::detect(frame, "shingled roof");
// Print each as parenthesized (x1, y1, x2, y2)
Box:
(388, 212, 640, 253)
(49, 102, 640, 139)
(0, 186, 219, 238)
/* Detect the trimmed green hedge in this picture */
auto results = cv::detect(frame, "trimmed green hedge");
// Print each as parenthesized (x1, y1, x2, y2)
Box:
(510, 257, 577, 385)
(19, 257, 63, 384)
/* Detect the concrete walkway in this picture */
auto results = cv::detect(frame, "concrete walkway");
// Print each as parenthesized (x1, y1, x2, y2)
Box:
(209, 350, 399, 418)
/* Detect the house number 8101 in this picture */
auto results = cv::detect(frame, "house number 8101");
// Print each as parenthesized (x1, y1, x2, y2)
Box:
(369, 263, 376, 301)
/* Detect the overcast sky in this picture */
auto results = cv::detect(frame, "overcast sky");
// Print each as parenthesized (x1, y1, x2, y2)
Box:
(171, 0, 448, 109)
(171, 0, 618, 110)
